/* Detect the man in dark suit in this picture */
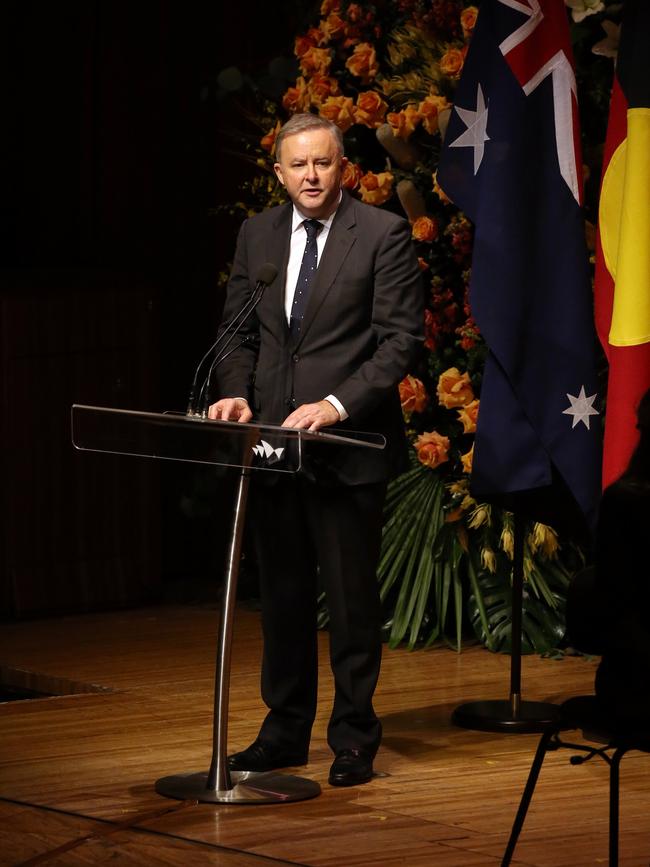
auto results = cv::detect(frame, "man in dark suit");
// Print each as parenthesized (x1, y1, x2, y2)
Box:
(209, 113, 423, 786)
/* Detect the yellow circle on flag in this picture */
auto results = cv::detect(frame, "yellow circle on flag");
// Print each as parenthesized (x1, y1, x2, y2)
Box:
(599, 108, 650, 347)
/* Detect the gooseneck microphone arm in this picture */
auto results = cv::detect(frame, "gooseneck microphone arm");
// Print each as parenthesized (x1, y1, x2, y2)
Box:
(186, 262, 278, 417)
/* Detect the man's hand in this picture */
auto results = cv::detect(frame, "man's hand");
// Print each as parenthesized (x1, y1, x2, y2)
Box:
(282, 399, 340, 432)
(208, 398, 253, 423)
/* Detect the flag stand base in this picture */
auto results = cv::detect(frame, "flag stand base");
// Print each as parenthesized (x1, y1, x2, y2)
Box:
(451, 699, 561, 734)
(451, 514, 560, 734)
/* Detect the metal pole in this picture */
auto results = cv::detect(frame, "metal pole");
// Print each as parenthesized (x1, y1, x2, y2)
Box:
(206, 466, 251, 792)
(509, 512, 525, 717)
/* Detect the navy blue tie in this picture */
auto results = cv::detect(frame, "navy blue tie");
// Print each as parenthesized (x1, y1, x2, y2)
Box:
(290, 219, 322, 338)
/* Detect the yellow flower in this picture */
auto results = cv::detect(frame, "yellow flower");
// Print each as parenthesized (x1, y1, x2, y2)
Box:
(359, 170, 394, 205)
(437, 367, 475, 408)
(345, 42, 379, 83)
(481, 547, 497, 574)
(386, 105, 420, 140)
(461, 444, 474, 475)
(529, 523, 560, 559)
(500, 523, 514, 560)
(319, 96, 356, 132)
(299, 46, 332, 77)
(354, 90, 388, 128)
(282, 77, 311, 114)
(417, 94, 450, 136)
(457, 398, 479, 434)
(468, 502, 490, 529)
(307, 73, 341, 107)
(440, 46, 466, 79)
(411, 215, 439, 243)
(460, 6, 479, 39)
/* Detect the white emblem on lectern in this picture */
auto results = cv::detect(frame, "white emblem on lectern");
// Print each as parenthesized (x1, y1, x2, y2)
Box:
(252, 440, 285, 460)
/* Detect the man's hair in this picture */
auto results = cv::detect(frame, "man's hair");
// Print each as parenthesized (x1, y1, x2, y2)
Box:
(275, 113, 345, 162)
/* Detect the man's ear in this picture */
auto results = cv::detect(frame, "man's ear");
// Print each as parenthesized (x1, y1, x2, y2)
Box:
(273, 163, 285, 186)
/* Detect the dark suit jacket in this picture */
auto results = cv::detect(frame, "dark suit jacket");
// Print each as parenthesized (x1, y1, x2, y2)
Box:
(216, 192, 424, 485)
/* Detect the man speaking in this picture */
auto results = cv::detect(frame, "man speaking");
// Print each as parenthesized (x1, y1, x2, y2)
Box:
(209, 113, 423, 786)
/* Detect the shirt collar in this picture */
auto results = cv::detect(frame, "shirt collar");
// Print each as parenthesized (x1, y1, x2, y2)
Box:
(291, 190, 342, 234)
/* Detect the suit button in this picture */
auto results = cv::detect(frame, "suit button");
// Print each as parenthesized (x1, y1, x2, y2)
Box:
(292, 354, 299, 363)
(285, 397, 295, 408)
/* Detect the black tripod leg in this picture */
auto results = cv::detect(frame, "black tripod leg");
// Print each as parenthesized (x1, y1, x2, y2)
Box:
(502, 728, 555, 866)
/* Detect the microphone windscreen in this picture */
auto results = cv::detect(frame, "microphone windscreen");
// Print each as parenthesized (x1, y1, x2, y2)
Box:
(256, 263, 279, 286)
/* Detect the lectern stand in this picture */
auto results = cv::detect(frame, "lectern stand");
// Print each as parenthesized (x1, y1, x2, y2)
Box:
(71, 404, 384, 804)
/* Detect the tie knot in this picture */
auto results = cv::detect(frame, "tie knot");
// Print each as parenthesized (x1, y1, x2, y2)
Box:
(303, 219, 322, 240)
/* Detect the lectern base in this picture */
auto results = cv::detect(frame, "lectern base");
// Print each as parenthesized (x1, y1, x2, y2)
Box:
(452, 700, 561, 734)
(155, 769, 321, 804)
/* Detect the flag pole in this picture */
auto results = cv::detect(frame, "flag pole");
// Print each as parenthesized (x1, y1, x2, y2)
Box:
(450, 512, 560, 733)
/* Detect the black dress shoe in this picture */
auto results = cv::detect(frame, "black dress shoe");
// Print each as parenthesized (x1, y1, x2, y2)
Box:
(228, 740, 308, 772)
(328, 748, 374, 787)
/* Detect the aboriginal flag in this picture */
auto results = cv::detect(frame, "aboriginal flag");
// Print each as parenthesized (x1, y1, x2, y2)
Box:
(594, 0, 650, 489)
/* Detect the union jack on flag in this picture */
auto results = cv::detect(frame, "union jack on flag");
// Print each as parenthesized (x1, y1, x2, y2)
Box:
(438, 0, 602, 534)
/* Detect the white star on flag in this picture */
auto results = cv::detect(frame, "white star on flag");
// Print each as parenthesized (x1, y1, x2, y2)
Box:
(562, 386, 599, 430)
(449, 83, 490, 174)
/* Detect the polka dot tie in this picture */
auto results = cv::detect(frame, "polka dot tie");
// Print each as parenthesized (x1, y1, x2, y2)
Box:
(290, 219, 322, 338)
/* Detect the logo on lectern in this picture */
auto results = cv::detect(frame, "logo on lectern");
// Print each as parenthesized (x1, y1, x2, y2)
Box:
(252, 440, 285, 461)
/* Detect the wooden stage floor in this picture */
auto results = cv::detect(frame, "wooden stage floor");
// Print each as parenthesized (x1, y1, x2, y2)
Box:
(1, 603, 649, 866)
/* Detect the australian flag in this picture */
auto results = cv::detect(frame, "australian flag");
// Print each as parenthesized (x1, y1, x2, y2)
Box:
(437, 0, 601, 536)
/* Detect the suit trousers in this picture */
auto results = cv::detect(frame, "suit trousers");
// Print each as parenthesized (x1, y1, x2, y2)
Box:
(250, 474, 386, 757)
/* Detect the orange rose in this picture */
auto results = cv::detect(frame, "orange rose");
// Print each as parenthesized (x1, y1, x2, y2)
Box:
(359, 170, 394, 205)
(306, 26, 328, 46)
(345, 42, 379, 83)
(399, 375, 428, 418)
(387, 105, 420, 140)
(461, 444, 474, 474)
(415, 431, 450, 470)
(412, 215, 439, 243)
(300, 46, 332, 77)
(341, 161, 363, 191)
(294, 34, 316, 58)
(440, 46, 466, 78)
(354, 90, 388, 128)
(319, 95, 356, 132)
(282, 77, 311, 114)
(308, 73, 340, 107)
(437, 367, 475, 408)
(260, 120, 281, 155)
(460, 6, 479, 39)
(417, 94, 451, 136)
(323, 11, 346, 41)
(457, 398, 479, 434)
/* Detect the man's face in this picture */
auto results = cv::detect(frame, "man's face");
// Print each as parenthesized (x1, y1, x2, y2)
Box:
(274, 128, 348, 220)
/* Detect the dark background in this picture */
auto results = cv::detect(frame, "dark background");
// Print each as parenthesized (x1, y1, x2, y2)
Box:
(1, 0, 310, 618)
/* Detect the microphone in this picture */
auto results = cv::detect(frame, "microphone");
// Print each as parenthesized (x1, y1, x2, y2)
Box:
(186, 263, 278, 417)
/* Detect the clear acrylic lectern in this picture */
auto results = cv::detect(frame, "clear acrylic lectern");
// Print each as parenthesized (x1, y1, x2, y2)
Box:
(71, 404, 385, 804)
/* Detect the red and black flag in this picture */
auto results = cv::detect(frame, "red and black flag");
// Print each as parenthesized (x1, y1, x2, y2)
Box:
(595, 0, 650, 488)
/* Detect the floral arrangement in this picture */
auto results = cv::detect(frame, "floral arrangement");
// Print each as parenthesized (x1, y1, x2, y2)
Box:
(219, 0, 621, 652)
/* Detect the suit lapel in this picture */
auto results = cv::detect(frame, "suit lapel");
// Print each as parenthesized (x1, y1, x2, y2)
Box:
(266, 204, 292, 339)
(293, 194, 357, 349)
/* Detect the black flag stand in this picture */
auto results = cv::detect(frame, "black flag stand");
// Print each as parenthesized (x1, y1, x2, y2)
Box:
(451, 512, 561, 733)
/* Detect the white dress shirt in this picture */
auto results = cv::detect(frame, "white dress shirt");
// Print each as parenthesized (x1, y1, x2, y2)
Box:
(285, 199, 348, 421)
